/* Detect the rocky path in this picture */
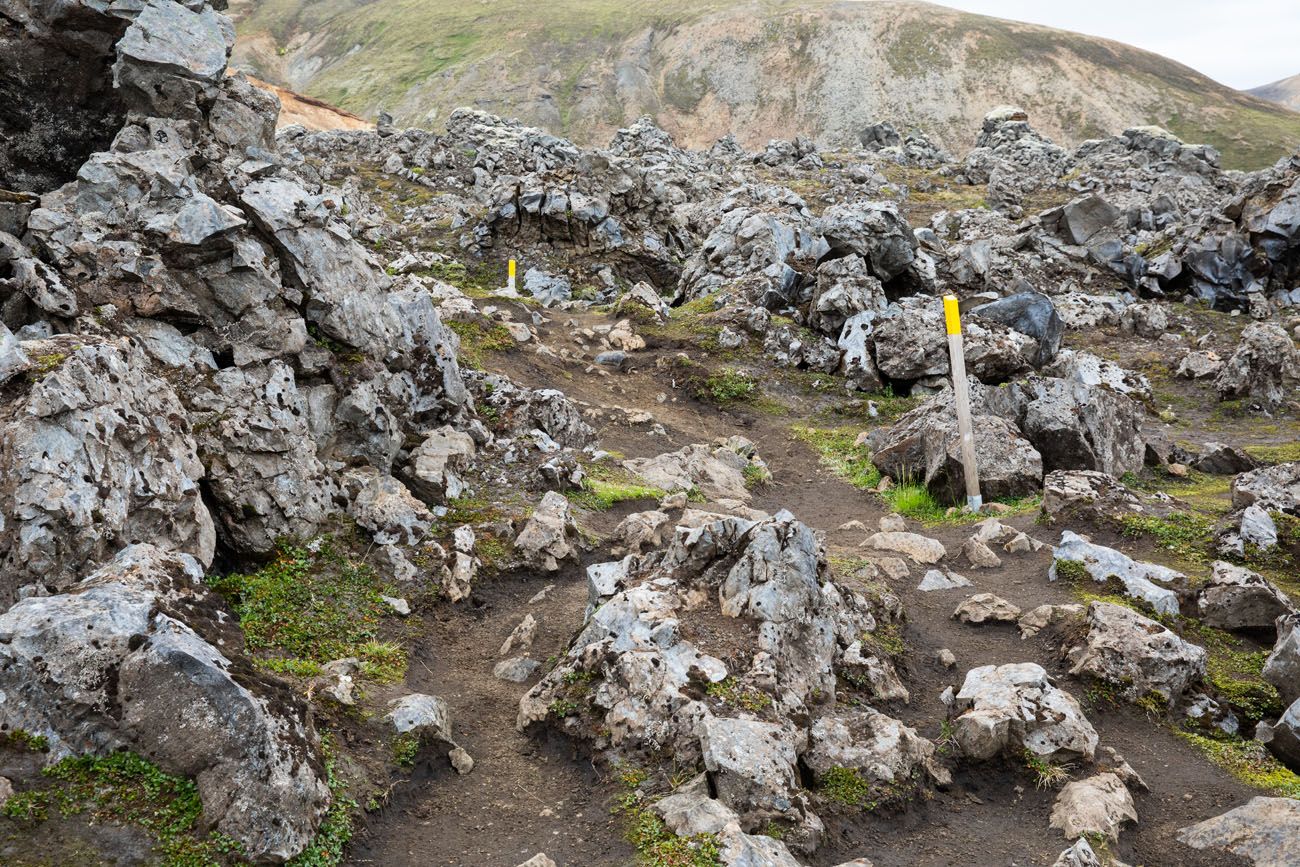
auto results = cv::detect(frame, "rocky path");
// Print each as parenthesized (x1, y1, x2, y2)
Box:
(348, 314, 1258, 866)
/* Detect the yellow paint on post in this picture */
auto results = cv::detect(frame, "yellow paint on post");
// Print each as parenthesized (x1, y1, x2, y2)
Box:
(943, 294, 962, 335)
(508, 259, 517, 279)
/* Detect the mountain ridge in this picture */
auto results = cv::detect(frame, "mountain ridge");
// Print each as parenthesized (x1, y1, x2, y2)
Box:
(232, 0, 1300, 169)
(1251, 72, 1300, 112)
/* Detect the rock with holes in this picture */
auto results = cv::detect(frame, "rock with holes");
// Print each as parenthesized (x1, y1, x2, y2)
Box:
(0, 545, 329, 861)
(863, 532, 946, 564)
(343, 468, 432, 546)
(0, 336, 214, 605)
(699, 716, 803, 829)
(466, 371, 595, 446)
(651, 773, 739, 837)
(1197, 562, 1293, 632)
(1049, 773, 1137, 843)
(1065, 602, 1207, 705)
(950, 662, 1098, 763)
(1177, 797, 1300, 867)
(404, 425, 477, 502)
(1214, 323, 1300, 410)
(189, 360, 339, 556)
(622, 439, 769, 503)
(803, 707, 950, 796)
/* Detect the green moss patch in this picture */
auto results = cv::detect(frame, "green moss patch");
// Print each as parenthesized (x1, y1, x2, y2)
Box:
(571, 464, 666, 511)
(792, 425, 881, 490)
(446, 319, 515, 369)
(1177, 731, 1300, 797)
(209, 539, 407, 683)
(2, 752, 244, 865)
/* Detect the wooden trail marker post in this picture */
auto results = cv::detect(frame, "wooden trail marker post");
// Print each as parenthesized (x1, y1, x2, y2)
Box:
(943, 294, 982, 512)
(507, 258, 517, 293)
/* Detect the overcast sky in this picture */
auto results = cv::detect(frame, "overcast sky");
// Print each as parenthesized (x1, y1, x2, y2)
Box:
(932, 1, 1298, 90)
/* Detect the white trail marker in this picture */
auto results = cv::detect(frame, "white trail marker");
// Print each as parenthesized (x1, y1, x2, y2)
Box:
(943, 294, 982, 512)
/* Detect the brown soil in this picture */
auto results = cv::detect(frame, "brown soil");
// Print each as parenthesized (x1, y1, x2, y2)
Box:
(349, 307, 1285, 867)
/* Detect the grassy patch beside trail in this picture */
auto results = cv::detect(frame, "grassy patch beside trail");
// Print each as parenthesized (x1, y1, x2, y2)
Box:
(446, 319, 515, 369)
(210, 539, 407, 682)
(1, 752, 244, 866)
(614, 767, 722, 867)
(1177, 731, 1300, 798)
(571, 464, 666, 511)
(792, 425, 881, 490)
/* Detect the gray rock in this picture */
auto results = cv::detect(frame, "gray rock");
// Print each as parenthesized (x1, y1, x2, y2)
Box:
(1017, 603, 1086, 639)
(1066, 602, 1207, 704)
(1197, 562, 1293, 632)
(865, 532, 946, 564)
(1177, 797, 1300, 867)
(917, 569, 971, 592)
(405, 426, 477, 502)
(1192, 443, 1259, 476)
(493, 656, 541, 683)
(1059, 194, 1122, 246)
(468, 371, 595, 447)
(699, 716, 800, 826)
(969, 291, 1063, 367)
(386, 693, 472, 774)
(1050, 531, 1182, 616)
(513, 491, 579, 571)
(1264, 614, 1300, 706)
(344, 469, 432, 546)
(1176, 349, 1223, 380)
(953, 593, 1021, 625)
(1052, 838, 1105, 867)
(717, 826, 804, 867)
(0, 336, 214, 603)
(803, 707, 950, 792)
(1215, 323, 1300, 410)
(1049, 773, 1137, 843)
(623, 439, 768, 503)
(951, 662, 1098, 763)
(652, 774, 739, 836)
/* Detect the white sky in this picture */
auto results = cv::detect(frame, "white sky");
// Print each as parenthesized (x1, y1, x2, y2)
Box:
(929, 0, 1299, 89)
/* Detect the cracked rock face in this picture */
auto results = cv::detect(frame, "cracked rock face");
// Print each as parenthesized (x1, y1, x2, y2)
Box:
(0, 335, 213, 604)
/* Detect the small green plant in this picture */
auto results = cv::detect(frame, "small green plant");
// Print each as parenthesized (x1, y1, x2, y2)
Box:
(818, 766, 881, 810)
(882, 483, 944, 521)
(392, 732, 420, 768)
(1053, 558, 1091, 585)
(613, 766, 722, 867)
(862, 622, 906, 658)
(791, 425, 881, 490)
(705, 677, 772, 712)
(1, 752, 245, 864)
(1022, 750, 1072, 790)
(0, 729, 49, 752)
(548, 698, 581, 717)
(209, 538, 407, 682)
(742, 462, 771, 489)
(697, 368, 758, 405)
(571, 465, 666, 511)
(445, 319, 515, 369)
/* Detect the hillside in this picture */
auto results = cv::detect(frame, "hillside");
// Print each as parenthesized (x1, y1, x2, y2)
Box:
(242, 73, 373, 130)
(229, 0, 1300, 169)
(1251, 72, 1300, 112)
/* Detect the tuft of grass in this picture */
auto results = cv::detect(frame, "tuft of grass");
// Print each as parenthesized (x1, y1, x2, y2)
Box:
(792, 425, 881, 490)
(1022, 750, 1073, 790)
(696, 368, 758, 405)
(209, 538, 407, 682)
(0, 729, 49, 752)
(704, 677, 772, 712)
(743, 462, 772, 489)
(882, 483, 945, 521)
(1, 752, 245, 865)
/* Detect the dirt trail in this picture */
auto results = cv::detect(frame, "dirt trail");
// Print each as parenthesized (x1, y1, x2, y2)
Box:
(350, 310, 1261, 867)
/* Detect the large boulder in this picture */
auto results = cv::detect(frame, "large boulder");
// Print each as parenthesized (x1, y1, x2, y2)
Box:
(189, 361, 339, 556)
(950, 663, 1098, 763)
(1214, 323, 1299, 410)
(969, 291, 1063, 367)
(1197, 562, 1293, 632)
(1049, 773, 1137, 843)
(1177, 797, 1300, 867)
(1066, 602, 1207, 705)
(1263, 614, 1300, 706)
(0, 545, 330, 861)
(817, 201, 918, 285)
(0, 335, 214, 604)
(803, 707, 950, 796)
(868, 392, 1043, 505)
(623, 438, 769, 503)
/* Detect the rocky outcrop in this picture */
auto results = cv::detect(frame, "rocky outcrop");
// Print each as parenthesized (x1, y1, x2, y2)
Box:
(1050, 531, 1183, 616)
(1178, 797, 1300, 867)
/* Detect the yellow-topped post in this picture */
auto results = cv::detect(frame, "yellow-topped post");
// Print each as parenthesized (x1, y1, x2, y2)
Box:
(943, 294, 982, 511)
(507, 258, 517, 293)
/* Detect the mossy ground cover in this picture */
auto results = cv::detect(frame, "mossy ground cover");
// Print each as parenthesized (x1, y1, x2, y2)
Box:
(1, 752, 245, 866)
(613, 768, 722, 867)
(445, 319, 516, 370)
(209, 538, 407, 682)
(572, 463, 666, 512)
